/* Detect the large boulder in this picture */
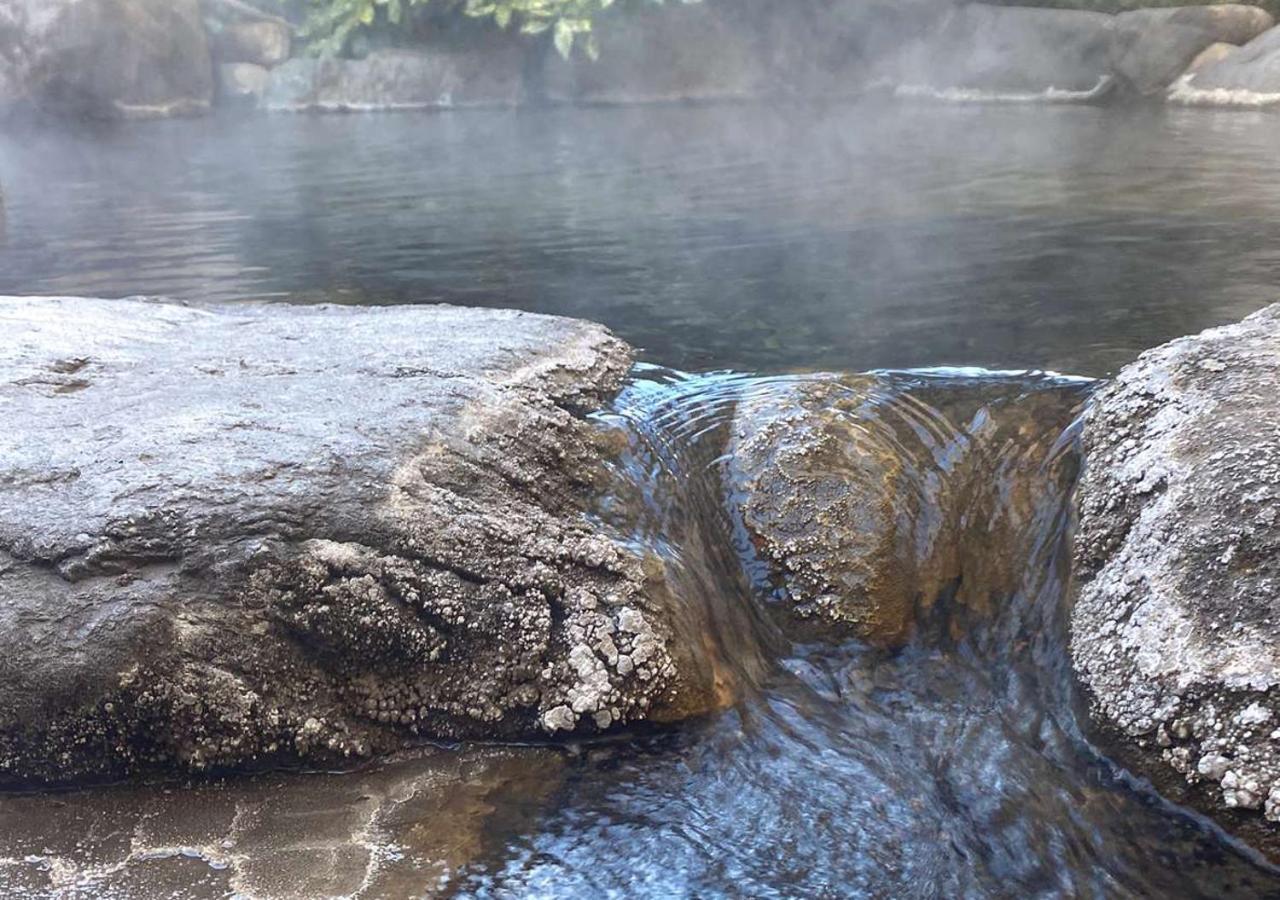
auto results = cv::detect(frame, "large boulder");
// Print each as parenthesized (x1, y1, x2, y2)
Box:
(0, 0, 213, 119)
(541, 0, 956, 105)
(1112, 4, 1273, 95)
(262, 46, 525, 112)
(1170, 21, 1280, 105)
(0, 297, 723, 785)
(211, 19, 292, 70)
(877, 5, 1117, 102)
(1072, 303, 1280, 851)
(729, 373, 1084, 646)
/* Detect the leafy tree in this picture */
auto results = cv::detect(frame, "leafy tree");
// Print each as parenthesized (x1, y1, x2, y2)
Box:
(303, 0, 677, 58)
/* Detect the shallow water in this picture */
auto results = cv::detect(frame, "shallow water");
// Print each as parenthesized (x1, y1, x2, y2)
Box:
(3, 103, 1280, 898)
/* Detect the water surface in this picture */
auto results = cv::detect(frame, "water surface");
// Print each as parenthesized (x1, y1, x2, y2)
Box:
(3, 102, 1280, 898)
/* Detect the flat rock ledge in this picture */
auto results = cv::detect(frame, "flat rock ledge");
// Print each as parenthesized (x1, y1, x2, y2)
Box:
(1072, 303, 1280, 847)
(0, 297, 718, 785)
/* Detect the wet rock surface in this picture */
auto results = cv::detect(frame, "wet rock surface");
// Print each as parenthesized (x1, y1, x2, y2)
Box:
(0, 746, 562, 898)
(729, 373, 1085, 647)
(0, 0, 213, 119)
(1072, 303, 1280, 852)
(0, 297, 719, 785)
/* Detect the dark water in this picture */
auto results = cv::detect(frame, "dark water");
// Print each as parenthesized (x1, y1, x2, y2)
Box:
(3, 102, 1280, 376)
(3, 103, 1280, 898)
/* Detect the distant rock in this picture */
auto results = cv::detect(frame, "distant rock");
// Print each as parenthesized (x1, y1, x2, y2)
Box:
(877, 5, 1117, 102)
(0, 297, 722, 785)
(212, 20, 292, 70)
(541, 0, 957, 105)
(1186, 41, 1240, 75)
(1171, 22, 1280, 106)
(216, 62, 270, 105)
(0, 0, 213, 119)
(263, 46, 525, 112)
(1072, 303, 1280, 853)
(1112, 4, 1273, 95)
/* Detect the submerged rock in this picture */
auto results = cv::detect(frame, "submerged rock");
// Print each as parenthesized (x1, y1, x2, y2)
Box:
(262, 46, 525, 112)
(1072, 303, 1280, 851)
(729, 374, 1084, 647)
(0, 297, 720, 785)
(0, 0, 213, 119)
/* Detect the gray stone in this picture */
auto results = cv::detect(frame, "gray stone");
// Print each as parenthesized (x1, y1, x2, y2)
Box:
(1171, 19, 1280, 105)
(1112, 5, 1273, 95)
(216, 62, 270, 105)
(728, 374, 1083, 646)
(0, 0, 213, 119)
(0, 297, 719, 785)
(212, 20, 292, 69)
(879, 5, 1117, 102)
(263, 46, 525, 113)
(1072, 303, 1280, 846)
(541, 0, 956, 105)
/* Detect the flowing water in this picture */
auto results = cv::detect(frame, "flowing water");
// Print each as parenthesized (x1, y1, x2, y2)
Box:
(3, 102, 1280, 898)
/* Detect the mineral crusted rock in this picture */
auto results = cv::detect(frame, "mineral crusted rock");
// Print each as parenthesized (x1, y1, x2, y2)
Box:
(0, 296, 716, 784)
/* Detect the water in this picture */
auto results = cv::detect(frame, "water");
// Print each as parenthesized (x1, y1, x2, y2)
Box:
(3, 102, 1280, 898)
(3, 103, 1280, 376)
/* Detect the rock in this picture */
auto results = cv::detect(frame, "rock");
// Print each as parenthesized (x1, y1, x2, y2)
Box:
(1185, 40, 1240, 74)
(1112, 5, 1274, 95)
(1170, 20, 1280, 105)
(0, 297, 720, 785)
(0, 0, 213, 119)
(728, 374, 1083, 646)
(1072, 303, 1280, 851)
(878, 5, 1117, 102)
(541, 0, 957, 105)
(216, 62, 270, 105)
(263, 46, 525, 112)
(212, 20, 292, 69)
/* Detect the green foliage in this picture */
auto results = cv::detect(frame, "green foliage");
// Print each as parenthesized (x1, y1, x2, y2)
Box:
(302, 0, 666, 58)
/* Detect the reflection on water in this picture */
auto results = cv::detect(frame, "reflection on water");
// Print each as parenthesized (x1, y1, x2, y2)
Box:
(2, 103, 1280, 376)
(2, 369, 1277, 898)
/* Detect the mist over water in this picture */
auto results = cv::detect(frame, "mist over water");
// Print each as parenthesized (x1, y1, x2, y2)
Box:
(3, 101, 1280, 375)
(5, 99, 1280, 897)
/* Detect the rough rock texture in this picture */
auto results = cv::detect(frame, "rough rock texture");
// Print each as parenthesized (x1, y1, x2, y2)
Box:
(212, 20, 292, 70)
(729, 374, 1084, 646)
(1072, 303, 1280, 847)
(878, 5, 1119, 101)
(262, 46, 525, 112)
(541, 0, 956, 105)
(1171, 20, 1280, 105)
(1112, 4, 1273, 95)
(0, 0, 213, 119)
(0, 297, 718, 785)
